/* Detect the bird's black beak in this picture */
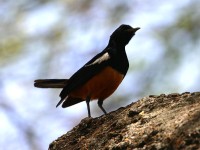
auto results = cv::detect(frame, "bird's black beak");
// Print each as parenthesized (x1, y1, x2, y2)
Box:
(127, 27, 140, 33)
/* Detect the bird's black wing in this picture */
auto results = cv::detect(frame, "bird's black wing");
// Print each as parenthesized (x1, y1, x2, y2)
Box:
(59, 48, 112, 100)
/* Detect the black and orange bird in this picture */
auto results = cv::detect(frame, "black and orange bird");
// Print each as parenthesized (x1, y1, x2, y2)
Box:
(34, 24, 140, 117)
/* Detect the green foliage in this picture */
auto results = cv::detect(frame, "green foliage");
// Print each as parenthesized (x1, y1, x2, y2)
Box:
(0, 36, 24, 66)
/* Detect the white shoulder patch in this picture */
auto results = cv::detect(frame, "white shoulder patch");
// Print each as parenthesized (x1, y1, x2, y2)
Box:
(85, 52, 110, 67)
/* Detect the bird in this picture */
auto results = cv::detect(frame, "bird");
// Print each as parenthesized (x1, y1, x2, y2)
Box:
(34, 24, 140, 117)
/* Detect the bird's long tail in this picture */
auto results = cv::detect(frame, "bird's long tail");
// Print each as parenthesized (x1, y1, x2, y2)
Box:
(34, 79, 68, 88)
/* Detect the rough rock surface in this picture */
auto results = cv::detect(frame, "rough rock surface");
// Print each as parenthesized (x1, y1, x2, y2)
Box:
(49, 92, 200, 150)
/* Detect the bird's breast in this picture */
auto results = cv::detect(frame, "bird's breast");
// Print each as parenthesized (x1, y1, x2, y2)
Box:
(69, 66, 124, 100)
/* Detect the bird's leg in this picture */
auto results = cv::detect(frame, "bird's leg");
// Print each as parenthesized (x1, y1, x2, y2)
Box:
(86, 96, 91, 117)
(98, 99, 107, 115)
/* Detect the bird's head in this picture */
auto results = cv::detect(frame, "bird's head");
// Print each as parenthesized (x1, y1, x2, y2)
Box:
(109, 24, 140, 47)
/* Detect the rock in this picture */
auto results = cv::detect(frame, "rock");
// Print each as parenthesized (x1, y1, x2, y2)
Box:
(49, 92, 200, 150)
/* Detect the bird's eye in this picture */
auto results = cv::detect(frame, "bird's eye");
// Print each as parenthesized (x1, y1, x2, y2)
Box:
(120, 25, 132, 31)
(121, 26, 128, 30)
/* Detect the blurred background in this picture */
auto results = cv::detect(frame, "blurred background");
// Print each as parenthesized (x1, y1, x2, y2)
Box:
(0, 0, 199, 149)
